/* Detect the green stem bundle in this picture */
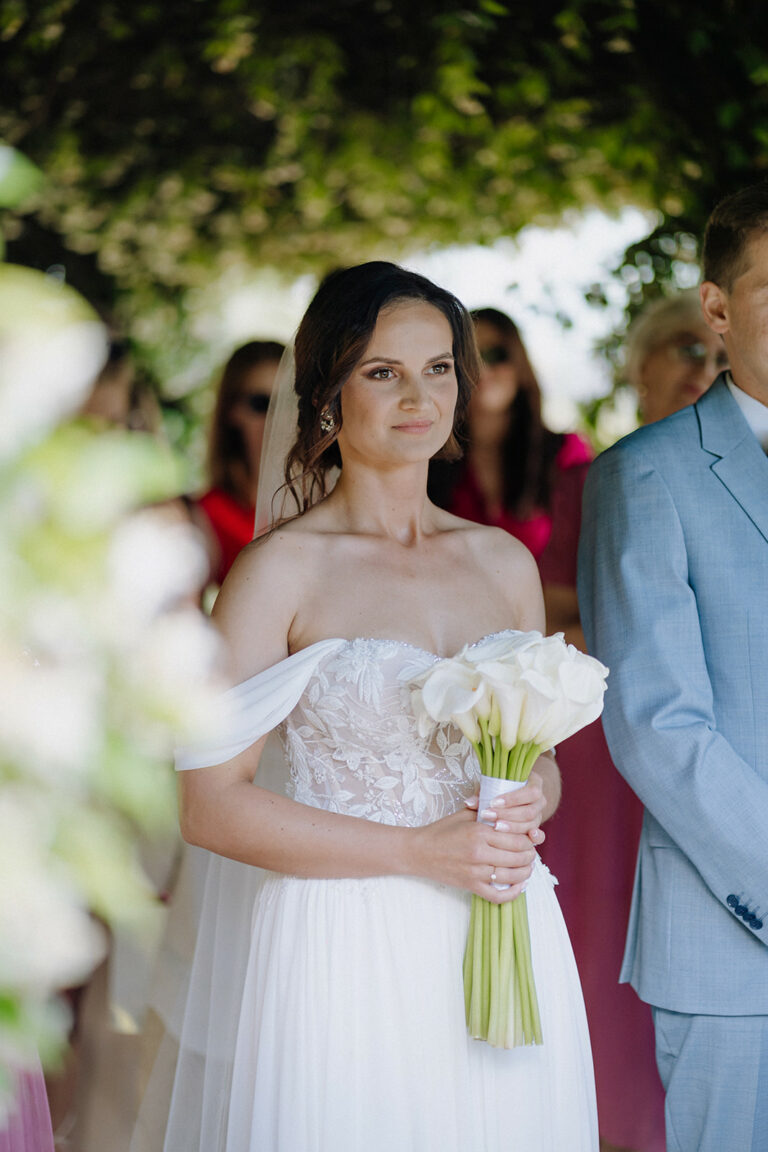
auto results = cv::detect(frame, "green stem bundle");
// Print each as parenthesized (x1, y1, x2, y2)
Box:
(464, 731, 544, 1047)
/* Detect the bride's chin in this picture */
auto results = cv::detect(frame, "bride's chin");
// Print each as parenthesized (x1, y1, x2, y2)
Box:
(339, 429, 451, 470)
(392, 427, 452, 458)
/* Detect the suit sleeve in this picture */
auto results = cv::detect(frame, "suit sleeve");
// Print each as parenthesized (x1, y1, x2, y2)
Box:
(578, 443, 768, 943)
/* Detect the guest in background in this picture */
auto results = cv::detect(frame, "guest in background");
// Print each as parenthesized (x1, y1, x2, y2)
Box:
(625, 288, 728, 424)
(430, 306, 664, 1152)
(193, 340, 284, 587)
(80, 339, 162, 433)
(429, 306, 592, 643)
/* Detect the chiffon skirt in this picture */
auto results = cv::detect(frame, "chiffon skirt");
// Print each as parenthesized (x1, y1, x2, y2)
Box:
(226, 858, 597, 1152)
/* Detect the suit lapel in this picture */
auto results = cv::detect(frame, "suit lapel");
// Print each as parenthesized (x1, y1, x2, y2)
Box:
(697, 377, 768, 546)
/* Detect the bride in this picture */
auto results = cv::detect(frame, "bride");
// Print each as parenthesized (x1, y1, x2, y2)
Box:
(151, 262, 597, 1151)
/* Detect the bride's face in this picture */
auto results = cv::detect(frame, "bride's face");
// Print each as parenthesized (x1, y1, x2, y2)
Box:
(337, 300, 458, 468)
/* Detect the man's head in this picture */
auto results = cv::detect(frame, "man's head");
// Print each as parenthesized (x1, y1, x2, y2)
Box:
(700, 181, 768, 401)
(702, 182, 768, 291)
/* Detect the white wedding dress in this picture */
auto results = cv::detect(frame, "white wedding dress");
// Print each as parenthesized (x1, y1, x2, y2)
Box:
(135, 632, 598, 1152)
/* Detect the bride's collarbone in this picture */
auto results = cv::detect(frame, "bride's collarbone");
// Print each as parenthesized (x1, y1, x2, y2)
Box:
(289, 587, 514, 660)
(283, 525, 523, 655)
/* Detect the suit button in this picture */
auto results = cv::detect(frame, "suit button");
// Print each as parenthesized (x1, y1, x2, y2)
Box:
(727, 895, 738, 907)
(735, 905, 748, 917)
(753, 919, 763, 931)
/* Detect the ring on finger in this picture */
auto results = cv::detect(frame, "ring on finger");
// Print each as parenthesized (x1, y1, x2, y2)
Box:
(490, 868, 497, 883)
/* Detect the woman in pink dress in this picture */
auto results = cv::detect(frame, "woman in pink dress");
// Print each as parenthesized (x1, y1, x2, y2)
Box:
(0, 1064, 55, 1152)
(431, 307, 665, 1152)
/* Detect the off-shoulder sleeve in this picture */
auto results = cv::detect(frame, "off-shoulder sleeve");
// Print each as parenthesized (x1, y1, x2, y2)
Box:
(175, 638, 345, 771)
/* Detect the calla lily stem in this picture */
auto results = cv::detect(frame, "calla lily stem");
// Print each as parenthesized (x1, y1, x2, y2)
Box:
(464, 734, 544, 1047)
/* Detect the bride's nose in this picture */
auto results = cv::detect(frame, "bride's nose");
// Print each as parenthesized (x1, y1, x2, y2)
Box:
(398, 371, 432, 409)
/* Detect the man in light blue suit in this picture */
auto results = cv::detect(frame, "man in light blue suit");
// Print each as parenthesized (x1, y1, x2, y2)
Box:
(578, 182, 768, 1152)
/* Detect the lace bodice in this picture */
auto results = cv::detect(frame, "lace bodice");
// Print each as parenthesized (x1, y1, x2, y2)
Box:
(280, 638, 479, 826)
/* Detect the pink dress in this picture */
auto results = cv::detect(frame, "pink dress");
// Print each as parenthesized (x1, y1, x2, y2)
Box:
(450, 433, 666, 1152)
(0, 1065, 55, 1152)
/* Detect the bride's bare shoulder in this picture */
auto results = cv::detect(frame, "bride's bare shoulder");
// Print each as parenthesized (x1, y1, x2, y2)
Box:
(211, 520, 327, 678)
(437, 510, 538, 575)
(445, 519, 544, 631)
(223, 519, 326, 601)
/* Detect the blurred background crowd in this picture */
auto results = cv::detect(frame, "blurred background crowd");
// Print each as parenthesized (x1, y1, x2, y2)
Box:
(0, 2, 762, 1150)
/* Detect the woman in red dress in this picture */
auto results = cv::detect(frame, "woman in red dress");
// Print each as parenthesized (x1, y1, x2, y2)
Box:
(194, 340, 285, 586)
(431, 307, 664, 1152)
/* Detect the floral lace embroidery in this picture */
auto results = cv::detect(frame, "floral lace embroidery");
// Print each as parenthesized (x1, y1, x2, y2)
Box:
(280, 638, 479, 827)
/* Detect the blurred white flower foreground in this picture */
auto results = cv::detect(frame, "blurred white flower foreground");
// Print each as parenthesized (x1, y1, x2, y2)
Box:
(0, 263, 225, 1115)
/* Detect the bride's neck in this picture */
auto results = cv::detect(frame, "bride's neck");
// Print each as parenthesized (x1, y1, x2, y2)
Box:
(329, 464, 436, 545)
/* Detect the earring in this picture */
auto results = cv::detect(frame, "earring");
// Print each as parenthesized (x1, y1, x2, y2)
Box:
(320, 409, 335, 433)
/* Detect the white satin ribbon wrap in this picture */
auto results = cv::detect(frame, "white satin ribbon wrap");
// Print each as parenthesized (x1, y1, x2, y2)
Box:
(477, 774, 525, 821)
(477, 774, 526, 892)
(175, 638, 345, 771)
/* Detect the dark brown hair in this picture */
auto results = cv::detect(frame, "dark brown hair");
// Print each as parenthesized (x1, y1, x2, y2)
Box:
(283, 261, 479, 514)
(471, 307, 563, 515)
(702, 181, 768, 290)
(207, 339, 285, 498)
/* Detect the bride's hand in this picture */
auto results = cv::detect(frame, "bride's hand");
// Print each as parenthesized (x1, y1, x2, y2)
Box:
(465, 771, 547, 841)
(407, 781, 544, 904)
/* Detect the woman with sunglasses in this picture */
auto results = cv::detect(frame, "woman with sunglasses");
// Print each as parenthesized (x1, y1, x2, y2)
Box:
(195, 340, 285, 586)
(430, 308, 665, 1152)
(625, 289, 728, 424)
(429, 307, 592, 604)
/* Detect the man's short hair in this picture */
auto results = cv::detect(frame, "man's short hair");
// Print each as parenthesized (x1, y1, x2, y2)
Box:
(702, 181, 768, 290)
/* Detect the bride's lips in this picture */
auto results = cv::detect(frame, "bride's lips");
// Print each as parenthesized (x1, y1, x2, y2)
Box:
(392, 421, 434, 433)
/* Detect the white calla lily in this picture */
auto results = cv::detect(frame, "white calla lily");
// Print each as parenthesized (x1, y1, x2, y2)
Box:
(407, 628, 609, 1049)
(459, 630, 542, 665)
(473, 660, 526, 747)
(419, 660, 487, 725)
(452, 708, 481, 744)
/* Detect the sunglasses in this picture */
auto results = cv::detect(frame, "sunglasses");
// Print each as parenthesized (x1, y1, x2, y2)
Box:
(480, 345, 510, 366)
(241, 393, 271, 414)
(670, 342, 729, 372)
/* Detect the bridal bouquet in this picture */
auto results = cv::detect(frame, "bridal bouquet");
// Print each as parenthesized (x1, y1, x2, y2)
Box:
(410, 631, 608, 1048)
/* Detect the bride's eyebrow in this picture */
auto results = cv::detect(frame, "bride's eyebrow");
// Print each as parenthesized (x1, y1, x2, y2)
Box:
(359, 351, 454, 366)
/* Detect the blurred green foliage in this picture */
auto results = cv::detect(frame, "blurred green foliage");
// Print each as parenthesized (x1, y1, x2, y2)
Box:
(2, 0, 768, 438)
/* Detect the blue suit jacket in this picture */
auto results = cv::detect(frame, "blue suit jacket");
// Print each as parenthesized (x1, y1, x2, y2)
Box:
(578, 377, 768, 1013)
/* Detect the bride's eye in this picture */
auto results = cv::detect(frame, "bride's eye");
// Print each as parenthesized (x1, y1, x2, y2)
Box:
(368, 366, 395, 380)
(427, 362, 451, 375)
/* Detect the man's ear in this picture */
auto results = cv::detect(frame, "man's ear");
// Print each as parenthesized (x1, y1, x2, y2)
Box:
(700, 281, 729, 335)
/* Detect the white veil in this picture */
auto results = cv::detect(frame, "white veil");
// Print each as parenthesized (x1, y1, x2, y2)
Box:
(253, 338, 299, 537)
(254, 335, 340, 536)
(133, 338, 342, 1151)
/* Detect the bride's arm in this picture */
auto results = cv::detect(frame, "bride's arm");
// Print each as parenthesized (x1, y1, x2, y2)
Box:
(179, 530, 539, 901)
(181, 738, 537, 902)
